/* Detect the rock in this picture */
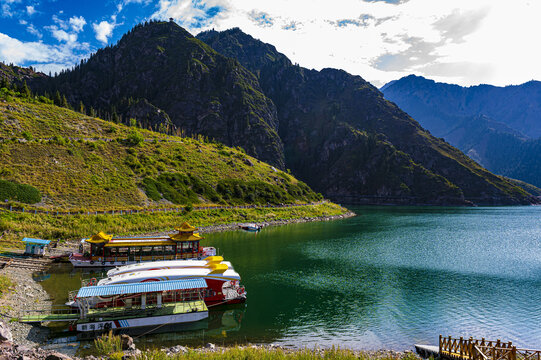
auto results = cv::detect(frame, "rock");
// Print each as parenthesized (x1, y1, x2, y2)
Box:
(205, 343, 215, 350)
(120, 334, 136, 350)
(45, 352, 72, 360)
(243, 158, 254, 166)
(0, 321, 13, 342)
(170, 345, 187, 353)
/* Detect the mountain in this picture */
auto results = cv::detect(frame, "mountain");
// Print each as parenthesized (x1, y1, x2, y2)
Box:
(381, 75, 541, 187)
(29, 20, 284, 169)
(197, 28, 536, 205)
(0, 90, 322, 210)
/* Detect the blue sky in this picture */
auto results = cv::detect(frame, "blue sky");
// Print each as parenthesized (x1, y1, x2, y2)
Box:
(0, 0, 539, 87)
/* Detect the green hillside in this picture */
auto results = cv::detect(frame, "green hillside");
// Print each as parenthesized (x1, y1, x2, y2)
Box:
(0, 91, 322, 211)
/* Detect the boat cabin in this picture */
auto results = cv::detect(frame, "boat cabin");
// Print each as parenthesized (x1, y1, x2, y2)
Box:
(71, 222, 216, 267)
(22, 237, 51, 256)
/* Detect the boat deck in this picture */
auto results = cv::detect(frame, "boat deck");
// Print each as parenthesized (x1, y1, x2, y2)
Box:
(20, 300, 207, 323)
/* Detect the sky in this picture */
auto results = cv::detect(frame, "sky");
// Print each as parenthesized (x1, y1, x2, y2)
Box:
(0, 0, 540, 88)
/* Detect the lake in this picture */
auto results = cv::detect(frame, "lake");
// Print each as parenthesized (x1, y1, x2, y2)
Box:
(38, 206, 541, 351)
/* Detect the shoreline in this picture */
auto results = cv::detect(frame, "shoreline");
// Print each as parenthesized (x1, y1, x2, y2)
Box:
(0, 209, 357, 356)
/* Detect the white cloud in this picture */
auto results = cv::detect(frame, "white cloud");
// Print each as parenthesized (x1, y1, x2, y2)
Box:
(69, 15, 86, 32)
(0, 32, 90, 72)
(92, 19, 117, 44)
(152, 0, 541, 87)
(26, 5, 35, 16)
(51, 28, 77, 43)
(26, 23, 42, 38)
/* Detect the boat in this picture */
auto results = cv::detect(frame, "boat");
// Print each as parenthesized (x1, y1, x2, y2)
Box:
(77, 264, 246, 307)
(20, 279, 209, 333)
(239, 223, 261, 232)
(69, 222, 216, 268)
(106, 256, 232, 277)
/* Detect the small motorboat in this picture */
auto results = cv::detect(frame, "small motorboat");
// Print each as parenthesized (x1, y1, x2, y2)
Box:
(239, 223, 261, 232)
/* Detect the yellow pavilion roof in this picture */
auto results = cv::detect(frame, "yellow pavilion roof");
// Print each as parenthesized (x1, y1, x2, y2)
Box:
(175, 222, 197, 233)
(86, 232, 113, 244)
(169, 232, 203, 242)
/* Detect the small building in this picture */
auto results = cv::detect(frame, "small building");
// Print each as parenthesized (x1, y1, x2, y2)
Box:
(22, 238, 51, 256)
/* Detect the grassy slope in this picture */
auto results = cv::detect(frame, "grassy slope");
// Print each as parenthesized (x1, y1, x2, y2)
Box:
(0, 203, 346, 248)
(0, 97, 313, 210)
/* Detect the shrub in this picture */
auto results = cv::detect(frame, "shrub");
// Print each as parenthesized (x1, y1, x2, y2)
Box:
(94, 330, 122, 356)
(126, 129, 144, 146)
(0, 179, 41, 204)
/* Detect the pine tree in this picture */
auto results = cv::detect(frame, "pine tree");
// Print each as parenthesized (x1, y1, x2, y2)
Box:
(0, 77, 9, 89)
(61, 95, 68, 108)
(78, 101, 85, 114)
(53, 90, 62, 106)
(20, 80, 31, 98)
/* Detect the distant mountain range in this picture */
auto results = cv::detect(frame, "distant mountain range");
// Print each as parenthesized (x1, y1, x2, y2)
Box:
(7, 21, 538, 205)
(381, 75, 541, 188)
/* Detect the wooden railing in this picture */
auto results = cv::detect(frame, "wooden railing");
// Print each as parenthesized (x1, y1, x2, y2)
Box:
(440, 336, 541, 360)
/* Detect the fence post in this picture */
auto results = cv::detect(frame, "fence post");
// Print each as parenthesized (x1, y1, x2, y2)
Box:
(439, 335, 442, 353)
(511, 346, 516, 360)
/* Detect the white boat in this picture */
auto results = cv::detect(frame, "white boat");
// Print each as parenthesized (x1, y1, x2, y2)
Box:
(21, 279, 209, 333)
(81, 264, 246, 307)
(106, 256, 232, 277)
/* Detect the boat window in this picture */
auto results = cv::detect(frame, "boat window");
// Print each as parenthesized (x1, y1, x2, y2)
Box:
(142, 246, 152, 257)
(164, 245, 175, 255)
(117, 247, 129, 258)
(104, 247, 112, 257)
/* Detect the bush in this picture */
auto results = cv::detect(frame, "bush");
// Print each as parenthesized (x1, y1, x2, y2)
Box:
(0, 179, 41, 204)
(126, 129, 144, 146)
(94, 330, 122, 356)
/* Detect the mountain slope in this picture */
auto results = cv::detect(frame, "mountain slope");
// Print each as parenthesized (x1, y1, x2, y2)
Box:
(382, 75, 541, 138)
(0, 92, 321, 210)
(382, 75, 541, 187)
(197, 28, 535, 205)
(29, 20, 284, 169)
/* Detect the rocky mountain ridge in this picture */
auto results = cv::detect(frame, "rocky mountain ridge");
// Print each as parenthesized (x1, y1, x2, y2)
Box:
(382, 75, 541, 188)
(13, 22, 538, 205)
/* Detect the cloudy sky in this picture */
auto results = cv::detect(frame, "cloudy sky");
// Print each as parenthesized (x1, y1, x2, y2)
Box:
(0, 0, 539, 87)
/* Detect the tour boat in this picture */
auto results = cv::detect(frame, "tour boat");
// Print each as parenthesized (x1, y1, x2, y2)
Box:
(76, 264, 246, 307)
(21, 279, 209, 333)
(106, 256, 233, 277)
(69, 223, 216, 268)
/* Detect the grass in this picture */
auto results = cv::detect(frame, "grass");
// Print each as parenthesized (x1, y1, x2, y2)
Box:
(133, 347, 419, 360)
(0, 203, 347, 248)
(94, 330, 123, 356)
(0, 95, 321, 210)
(0, 275, 14, 298)
(93, 331, 416, 360)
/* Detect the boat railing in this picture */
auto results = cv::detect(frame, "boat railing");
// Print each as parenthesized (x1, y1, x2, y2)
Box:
(84, 300, 206, 320)
(20, 304, 77, 317)
(81, 276, 106, 287)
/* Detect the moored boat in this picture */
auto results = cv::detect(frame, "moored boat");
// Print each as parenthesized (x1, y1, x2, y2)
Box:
(239, 223, 261, 232)
(69, 223, 216, 268)
(106, 256, 232, 277)
(21, 279, 209, 333)
(78, 264, 246, 307)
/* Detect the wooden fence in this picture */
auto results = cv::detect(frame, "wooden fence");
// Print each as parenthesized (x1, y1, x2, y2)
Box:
(440, 336, 541, 360)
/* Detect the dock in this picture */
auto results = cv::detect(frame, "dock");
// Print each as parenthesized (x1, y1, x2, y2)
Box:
(416, 336, 541, 360)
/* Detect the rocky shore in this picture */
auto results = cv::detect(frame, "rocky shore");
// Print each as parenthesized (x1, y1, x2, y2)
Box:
(151, 210, 357, 237)
(0, 267, 51, 348)
(0, 336, 422, 360)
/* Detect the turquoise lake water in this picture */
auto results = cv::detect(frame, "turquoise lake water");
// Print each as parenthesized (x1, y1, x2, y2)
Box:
(40, 206, 541, 351)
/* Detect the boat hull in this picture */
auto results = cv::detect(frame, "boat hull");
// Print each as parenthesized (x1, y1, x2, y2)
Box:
(76, 310, 208, 332)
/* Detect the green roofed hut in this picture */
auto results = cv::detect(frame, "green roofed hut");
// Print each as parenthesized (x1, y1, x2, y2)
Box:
(22, 238, 51, 256)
